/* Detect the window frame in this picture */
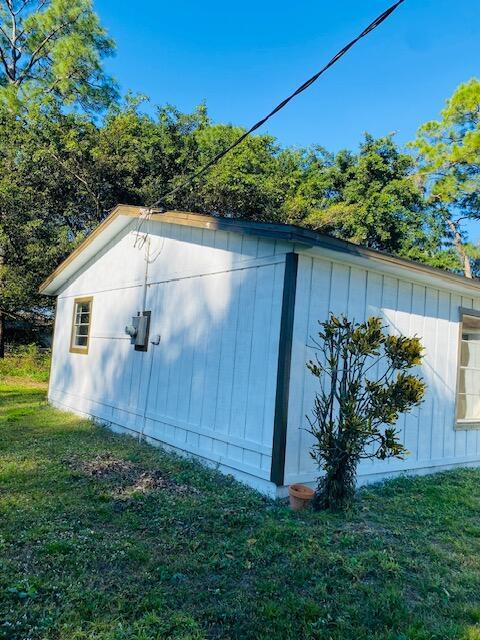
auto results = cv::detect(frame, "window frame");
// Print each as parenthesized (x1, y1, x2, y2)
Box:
(455, 307, 480, 430)
(69, 296, 93, 355)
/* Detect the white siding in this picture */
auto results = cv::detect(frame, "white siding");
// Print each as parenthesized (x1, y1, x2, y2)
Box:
(49, 220, 287, 490)
(48, 216, 480, 495)
(284, 254, 480, 487)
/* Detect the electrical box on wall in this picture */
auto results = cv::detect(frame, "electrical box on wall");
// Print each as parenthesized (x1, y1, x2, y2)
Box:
(125, 311, 151, 351)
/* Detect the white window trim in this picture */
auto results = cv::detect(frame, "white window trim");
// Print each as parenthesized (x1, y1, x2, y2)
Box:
(455, 307, 480, 430)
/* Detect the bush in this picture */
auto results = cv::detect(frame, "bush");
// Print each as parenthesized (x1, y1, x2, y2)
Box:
(308, 315, 425, 511)
(0, 344, 51, 382)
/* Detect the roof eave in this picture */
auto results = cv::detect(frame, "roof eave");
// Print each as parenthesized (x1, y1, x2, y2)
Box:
(39, 203, 480, 298)
(39, 204, 139, 295)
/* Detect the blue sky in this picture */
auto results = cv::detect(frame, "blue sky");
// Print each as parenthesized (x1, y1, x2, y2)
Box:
(95, 0, 479, 150)
(95, 0, 480, 235)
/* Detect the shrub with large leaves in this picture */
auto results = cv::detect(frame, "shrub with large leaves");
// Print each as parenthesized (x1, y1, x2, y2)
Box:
(307, 314, 425, 511)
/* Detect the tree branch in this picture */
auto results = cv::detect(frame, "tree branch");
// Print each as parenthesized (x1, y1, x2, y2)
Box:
(12, 0, 35, 16)
(15, 11, 84, 86)
(0, 24, 14, 48)
(447, 218, 472, 278)
(0, 44, 13, 79)
(47, 149, 101, 218)
(9, 0, 18, 79)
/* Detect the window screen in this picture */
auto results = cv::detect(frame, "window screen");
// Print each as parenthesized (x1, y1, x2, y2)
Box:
(457, 314, 480, 423)
(70, 297, 93, 353)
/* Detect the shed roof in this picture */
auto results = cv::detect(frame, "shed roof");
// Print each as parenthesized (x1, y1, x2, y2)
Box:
(40, 203, 480, 297)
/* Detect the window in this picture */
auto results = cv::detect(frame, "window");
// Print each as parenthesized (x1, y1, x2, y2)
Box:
(70, 297, 93, 354)
(456, 311, 480, 426)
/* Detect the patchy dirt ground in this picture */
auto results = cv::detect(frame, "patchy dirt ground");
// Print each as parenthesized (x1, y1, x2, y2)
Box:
(73, 452, 135, 477)
(65, 452, 196, 498)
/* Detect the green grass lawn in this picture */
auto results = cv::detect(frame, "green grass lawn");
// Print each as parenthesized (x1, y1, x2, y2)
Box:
(1, 379, 480, 640)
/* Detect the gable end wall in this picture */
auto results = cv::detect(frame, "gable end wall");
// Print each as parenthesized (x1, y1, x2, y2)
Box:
(48, 220, 293, 495)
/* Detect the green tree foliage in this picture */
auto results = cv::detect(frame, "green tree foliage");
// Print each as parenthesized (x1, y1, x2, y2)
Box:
(0, 97, 457, 321)
(0, 3, 475, 338)
(95, 100, 211, 210)
(186, 124, 287, 221)
(307, 315, 425, 511)
(0, 0, 116, 352)
(0, 0, 116, 110)
(284, 134, 447, 263)
(411, 78, 480, 277)
(0, 106, 95, 315)
(95, 100, 291, 222)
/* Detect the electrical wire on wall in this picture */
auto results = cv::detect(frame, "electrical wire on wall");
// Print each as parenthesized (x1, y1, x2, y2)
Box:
(139, 220, 166, 316)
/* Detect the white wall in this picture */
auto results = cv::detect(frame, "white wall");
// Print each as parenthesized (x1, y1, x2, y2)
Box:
(285, 253, 480, 487)
(50, 222, 480, 495)
(49, 220, 290, 491)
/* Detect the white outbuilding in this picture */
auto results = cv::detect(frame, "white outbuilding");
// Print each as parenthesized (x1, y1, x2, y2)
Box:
(41, 204, 480, 496)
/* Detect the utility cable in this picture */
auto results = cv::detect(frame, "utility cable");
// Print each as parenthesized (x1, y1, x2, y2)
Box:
(134, 0, 405, 246)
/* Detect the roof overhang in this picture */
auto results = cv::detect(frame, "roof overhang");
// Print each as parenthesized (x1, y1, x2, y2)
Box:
(40, 205, 141, 295)
(40, 203, 480, 298)
(39, 204, 319, 295)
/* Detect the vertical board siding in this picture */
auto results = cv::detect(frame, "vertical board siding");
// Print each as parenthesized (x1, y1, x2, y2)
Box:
(284, 255, 480, 486)
(49, 216, 480, 492)
(245, 263, 275, 444)
(49, 222, 286, 483)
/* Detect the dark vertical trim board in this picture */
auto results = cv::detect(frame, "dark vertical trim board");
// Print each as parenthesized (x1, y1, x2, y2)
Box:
(270, 252, 299, 486)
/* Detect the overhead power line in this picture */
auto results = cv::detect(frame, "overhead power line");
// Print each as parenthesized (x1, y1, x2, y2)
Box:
(137, 0, 405, 242)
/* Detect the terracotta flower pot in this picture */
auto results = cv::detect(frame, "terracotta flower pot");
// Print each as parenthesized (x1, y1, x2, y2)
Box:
(288, 483, 315, 511)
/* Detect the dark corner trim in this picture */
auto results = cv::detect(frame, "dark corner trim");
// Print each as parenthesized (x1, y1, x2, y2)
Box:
(459, 306, 480, 321)
(270, 252, 299, 486)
